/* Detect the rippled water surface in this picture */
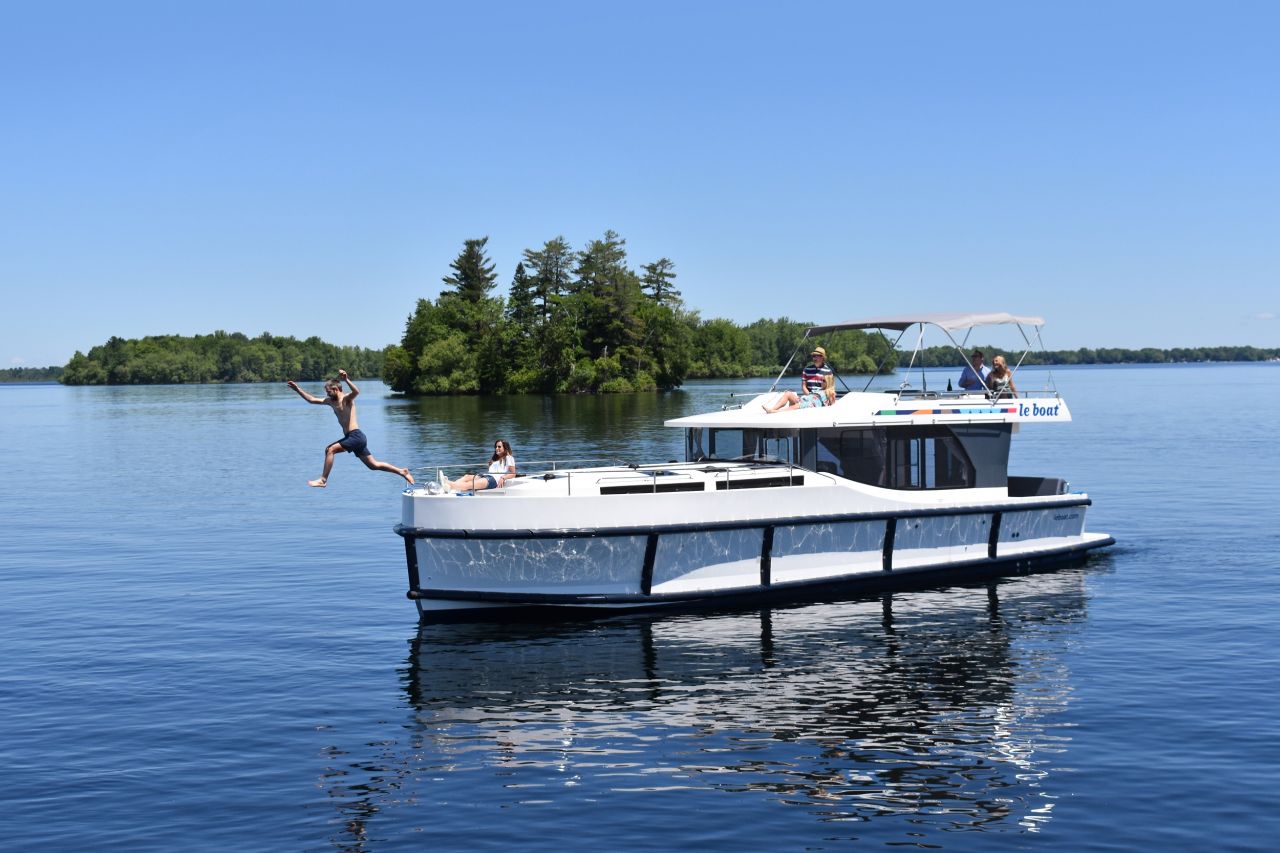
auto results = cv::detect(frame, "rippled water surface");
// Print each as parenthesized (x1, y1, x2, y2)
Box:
(4, 365, 1279, 850)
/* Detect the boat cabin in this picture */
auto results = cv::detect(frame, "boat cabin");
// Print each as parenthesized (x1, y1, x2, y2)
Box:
(674, 312, 1075, 498)
(685, 421, 1011, 491)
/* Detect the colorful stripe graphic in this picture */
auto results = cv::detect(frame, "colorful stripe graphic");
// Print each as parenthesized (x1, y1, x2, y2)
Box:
(875, 407, 1017, 416)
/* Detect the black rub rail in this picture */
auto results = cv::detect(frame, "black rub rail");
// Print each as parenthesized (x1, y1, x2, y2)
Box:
(393, 497, 1091, 541)
(404, 537, 1115, 604)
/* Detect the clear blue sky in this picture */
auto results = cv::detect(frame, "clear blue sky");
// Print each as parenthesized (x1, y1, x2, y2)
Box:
(4, 1, 1278, 367)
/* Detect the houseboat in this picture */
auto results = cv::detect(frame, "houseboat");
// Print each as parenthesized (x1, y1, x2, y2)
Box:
(394, 313, 1113, 619)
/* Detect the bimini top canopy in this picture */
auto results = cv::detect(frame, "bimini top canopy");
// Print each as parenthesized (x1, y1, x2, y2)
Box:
(806, 312, 1045, 336)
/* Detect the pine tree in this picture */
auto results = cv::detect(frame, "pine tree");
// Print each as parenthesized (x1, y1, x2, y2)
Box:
(522, 236, 575, 325)
(441, 236, 497, 303)
(641, 258, 681, 305)
(505, 262, 537, 330)
(575, 230, 642, 360)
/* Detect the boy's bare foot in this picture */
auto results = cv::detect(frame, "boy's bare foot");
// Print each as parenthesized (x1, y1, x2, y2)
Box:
(402, 469, 415, 485)
(308, 478, 327, 487)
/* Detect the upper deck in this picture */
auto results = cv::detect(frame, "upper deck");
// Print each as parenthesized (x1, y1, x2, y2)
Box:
(666, 388, 1070, 431)
(670, 312, 1068, 431)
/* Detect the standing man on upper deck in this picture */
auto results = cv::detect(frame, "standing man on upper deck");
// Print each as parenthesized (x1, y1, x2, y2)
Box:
(802, 347, 833, 394)
(957, 350, 991, 391)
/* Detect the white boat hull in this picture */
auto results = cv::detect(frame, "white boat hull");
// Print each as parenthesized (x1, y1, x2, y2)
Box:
(396, 480, 1112, 618)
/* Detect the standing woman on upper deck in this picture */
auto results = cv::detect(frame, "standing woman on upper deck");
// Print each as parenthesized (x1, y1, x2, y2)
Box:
(988, 356, 1018, 398)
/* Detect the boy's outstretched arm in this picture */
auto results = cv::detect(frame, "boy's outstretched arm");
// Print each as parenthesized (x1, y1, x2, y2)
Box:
(338, 369, 359, 399)
(286, 380, 325, 404)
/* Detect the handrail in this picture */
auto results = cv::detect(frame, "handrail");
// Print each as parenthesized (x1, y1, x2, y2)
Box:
(411, 458, 824, 496)
(887, 387, 1060, 402)
(412, 457, 621, 476)
(413, 457, 623, 495)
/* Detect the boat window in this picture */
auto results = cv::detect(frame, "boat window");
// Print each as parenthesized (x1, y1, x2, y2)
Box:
(820, 429, 888, 485)
(817, 427, 973, 490)
(756, 432, 794, 463)
(687, 428, 795, 463)
(887, 426, 973, 489)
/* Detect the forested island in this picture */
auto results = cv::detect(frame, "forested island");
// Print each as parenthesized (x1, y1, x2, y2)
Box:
(58, 332, 384, 385)
(36, 231, 1280, 389)
(381, 233, 1280, 392)
(382, 233, 889, 394)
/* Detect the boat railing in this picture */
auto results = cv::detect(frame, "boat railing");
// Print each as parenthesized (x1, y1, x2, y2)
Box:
(414, 457, 620, 486)
(888, 386, 1062, 402)
(726, 385, 1063, 406)
(413, 458, 828, 496)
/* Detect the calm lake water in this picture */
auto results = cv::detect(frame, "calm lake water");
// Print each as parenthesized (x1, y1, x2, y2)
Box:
(4, 365, 1280, 850)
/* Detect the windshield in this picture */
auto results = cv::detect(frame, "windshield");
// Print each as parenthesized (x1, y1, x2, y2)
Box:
(687, 428, 796, 463)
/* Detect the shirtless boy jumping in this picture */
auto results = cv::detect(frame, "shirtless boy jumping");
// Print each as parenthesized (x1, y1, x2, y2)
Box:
(286, 370, 414, 488)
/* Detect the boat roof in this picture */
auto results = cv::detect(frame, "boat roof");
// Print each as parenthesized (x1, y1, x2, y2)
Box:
(666, 389, 1070, 430)
(805, 312, 1045, 336)
(668, 310, 1065, 431)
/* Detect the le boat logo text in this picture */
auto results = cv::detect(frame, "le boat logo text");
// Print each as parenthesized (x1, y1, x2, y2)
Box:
(1019, 403, 1062, 418)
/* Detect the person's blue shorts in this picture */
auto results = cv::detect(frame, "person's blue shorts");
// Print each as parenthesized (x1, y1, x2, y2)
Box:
(477, 474, 499, 489)
(337, 429, 371, 458)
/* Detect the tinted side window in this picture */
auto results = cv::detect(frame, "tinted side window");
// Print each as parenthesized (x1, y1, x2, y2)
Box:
(820, 427, 972, 490)
(691, 429, 796, 463)
(888, 427, 973, 489)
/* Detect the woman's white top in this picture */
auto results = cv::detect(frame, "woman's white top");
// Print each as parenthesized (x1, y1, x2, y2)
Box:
(488, 455, 516, 478)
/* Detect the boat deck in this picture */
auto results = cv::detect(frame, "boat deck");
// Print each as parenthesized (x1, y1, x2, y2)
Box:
(411, 461, 830, 499)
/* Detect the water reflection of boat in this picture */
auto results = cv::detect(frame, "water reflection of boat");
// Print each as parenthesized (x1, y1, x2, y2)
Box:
(395, 314, 1113, 618)
(379, 570, 1096, 833)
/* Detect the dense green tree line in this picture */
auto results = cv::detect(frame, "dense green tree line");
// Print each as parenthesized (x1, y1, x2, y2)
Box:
(385, 232, 693, 394)
(384, 233, 894, 394)
(59, 332, 385, 385)
(904, 344, 1280, 368)
(1, 366, 64, 382)
(45, 234, 1280, 390)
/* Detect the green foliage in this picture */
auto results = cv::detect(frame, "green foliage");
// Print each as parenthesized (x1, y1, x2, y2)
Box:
(442, 236, 498, 304)
(850, 354, 880, 374)
(412, 332, 475, 394)
(688, 315, 895, 381)
(819, 329, 898, 376)
(561, 357, 597, 393)
(392, 232, 696, 395)
(689, 318, 756, 377)
(631, 371, 658, 392)
(644, 304, 694, 388)
(381, 345, 414, 392)
(744, 317, 810, 373)
(57, 229, 1276, 395)
(502, 365, 543, 394)
(575, 231, 642, 359)
(641, 258, 680, 305)
(504, 262, 537, 355)
(2, 365, 65, 382)
(598, 378, 634, 393)
(62, 352, 107, 384)
(59, 331, 385, 385)
(389, 233, 908, 395)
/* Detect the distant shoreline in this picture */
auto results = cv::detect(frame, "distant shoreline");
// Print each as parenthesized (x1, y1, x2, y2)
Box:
(4, 358, 1276, 387)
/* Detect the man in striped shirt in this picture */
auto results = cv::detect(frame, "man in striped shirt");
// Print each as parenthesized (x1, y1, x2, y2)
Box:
(802, 346, 833, 394)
